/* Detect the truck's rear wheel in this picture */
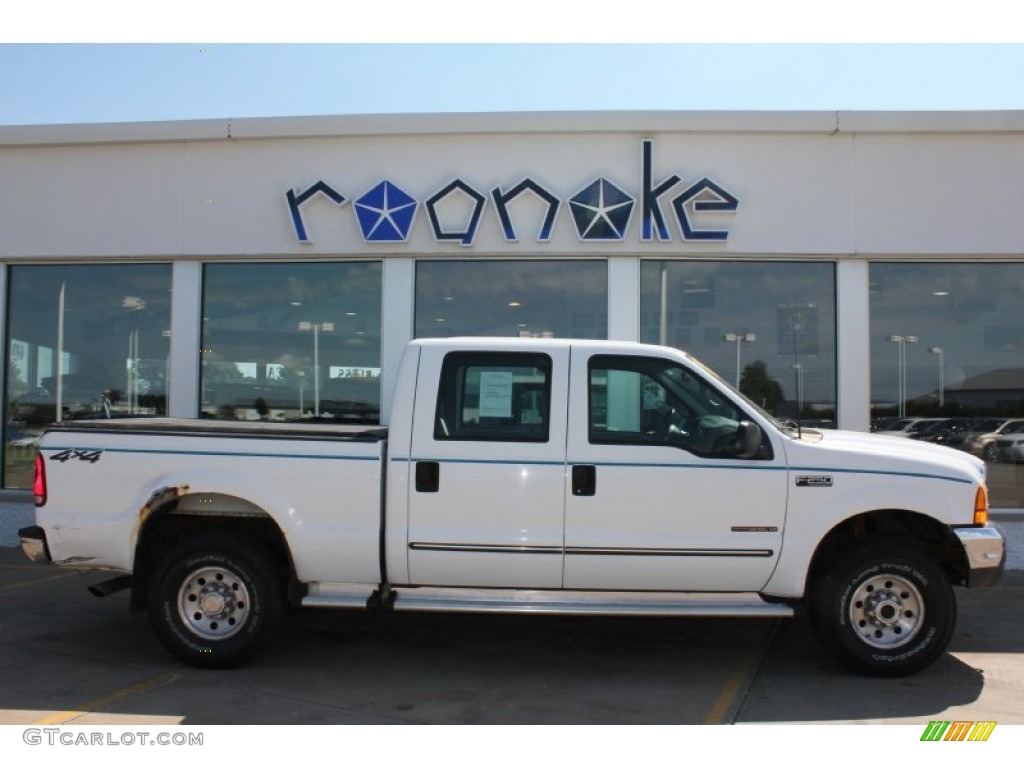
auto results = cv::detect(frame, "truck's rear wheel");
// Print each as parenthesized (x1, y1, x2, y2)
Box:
(148, 534, 284, 668)
(810, 540, 955, 676)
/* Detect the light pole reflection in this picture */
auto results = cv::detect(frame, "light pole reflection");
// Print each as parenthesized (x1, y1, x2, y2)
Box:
(299, 321, 334, 417)
(723, 332, 756, 390)
(123, 296, 146, 414)
(928, 346, 945, 409)
(888, 334, 918, 418)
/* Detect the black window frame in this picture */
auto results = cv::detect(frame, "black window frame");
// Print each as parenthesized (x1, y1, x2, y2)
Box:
(433, 351, 553, 443)
(587, 354, 769, 459)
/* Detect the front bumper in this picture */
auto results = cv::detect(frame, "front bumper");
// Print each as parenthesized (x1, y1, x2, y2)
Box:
(18, 525, 51, 565)
(954, 523, 1005, 588)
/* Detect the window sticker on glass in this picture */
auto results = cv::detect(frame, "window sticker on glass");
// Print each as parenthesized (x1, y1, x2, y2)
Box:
(478, 371, 514, 418)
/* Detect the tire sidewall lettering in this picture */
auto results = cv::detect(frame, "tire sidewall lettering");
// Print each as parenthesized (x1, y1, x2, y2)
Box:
(811, 540, 954, 676)
(870, 625, 937, 664)
(148, 535, 283, 667)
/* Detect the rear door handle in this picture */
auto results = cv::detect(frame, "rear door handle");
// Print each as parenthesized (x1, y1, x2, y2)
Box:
(572, 464, 596, 496)
(415, 461, 440, 493)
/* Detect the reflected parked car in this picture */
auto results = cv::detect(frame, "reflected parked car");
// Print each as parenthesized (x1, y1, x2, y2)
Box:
(944, 417, 1004, 453)
(960, 418, 1024, 462)
(994, 423, 1024, 463)
(872, 417, 913, 433)
(874, 417, 947, 438)
(910, 418, 976, 445)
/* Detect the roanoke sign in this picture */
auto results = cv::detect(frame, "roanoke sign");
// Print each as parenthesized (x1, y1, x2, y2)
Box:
(285, 140, 740, 247)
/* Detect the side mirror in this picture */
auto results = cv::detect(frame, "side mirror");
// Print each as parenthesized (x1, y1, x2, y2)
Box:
(735, 421, 763, 459)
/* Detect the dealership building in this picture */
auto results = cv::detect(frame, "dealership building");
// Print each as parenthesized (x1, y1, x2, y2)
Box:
(1, 110, 1022, 503)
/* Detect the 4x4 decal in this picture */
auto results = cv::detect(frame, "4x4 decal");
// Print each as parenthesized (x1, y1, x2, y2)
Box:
(50, 449, 103, 464)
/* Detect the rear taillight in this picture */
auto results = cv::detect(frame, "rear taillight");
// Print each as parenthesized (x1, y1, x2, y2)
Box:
(33, 453, 46, 507)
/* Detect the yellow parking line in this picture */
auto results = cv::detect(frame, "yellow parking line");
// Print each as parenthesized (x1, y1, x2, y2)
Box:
(702, 620, 776, 725)
(34, 671, 183, 725)
(0, 572, 77, 592)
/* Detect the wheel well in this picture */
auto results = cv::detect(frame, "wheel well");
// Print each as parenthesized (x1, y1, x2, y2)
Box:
(131, 494, 294, 611)
(808, 510, 968, 590)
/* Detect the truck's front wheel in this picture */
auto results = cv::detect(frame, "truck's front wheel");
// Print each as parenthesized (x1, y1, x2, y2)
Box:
(810, 540, 955, 676)
(148, 534, 285, 668)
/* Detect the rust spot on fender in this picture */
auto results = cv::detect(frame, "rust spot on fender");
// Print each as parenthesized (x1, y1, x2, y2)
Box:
(137, 485, 191, 533)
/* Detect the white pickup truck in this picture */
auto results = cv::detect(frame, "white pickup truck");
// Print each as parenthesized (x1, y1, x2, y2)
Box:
(20, 338, 1005, 675)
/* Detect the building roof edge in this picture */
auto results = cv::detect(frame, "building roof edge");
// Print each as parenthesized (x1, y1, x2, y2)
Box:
(2, 110, 1024, 147)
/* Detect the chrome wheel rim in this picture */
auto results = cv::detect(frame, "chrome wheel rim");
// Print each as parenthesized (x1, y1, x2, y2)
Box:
(849, 573, 924, 649)
(177, 565, 251, 640)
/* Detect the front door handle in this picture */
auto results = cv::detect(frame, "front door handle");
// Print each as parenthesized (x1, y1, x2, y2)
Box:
(572, 464, 596, 496)
(415, 461, 440, 493)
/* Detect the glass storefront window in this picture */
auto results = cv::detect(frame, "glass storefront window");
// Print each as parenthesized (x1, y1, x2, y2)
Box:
(4, 264, 172, 488)
(640, 261, 837, 427)
(869, 263, 1024, 507)
(415, 260, 608, 339)
(201, 262, 382, 423)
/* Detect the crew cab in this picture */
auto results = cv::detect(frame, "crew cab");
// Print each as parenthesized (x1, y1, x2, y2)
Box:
(20, 338, 1005, 675)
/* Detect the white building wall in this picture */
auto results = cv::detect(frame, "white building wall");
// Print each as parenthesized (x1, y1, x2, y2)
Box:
(2, 111, 1022, 260)
(853, 134, 1024, 255)
(0, 143, 188, 258)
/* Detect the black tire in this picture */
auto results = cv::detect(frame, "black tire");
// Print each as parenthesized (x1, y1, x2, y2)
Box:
(810, 540, 955, 677)
(148, 533, 285, 669)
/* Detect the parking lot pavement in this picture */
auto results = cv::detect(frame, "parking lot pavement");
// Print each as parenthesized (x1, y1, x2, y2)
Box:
(1, 538, 1023, 726)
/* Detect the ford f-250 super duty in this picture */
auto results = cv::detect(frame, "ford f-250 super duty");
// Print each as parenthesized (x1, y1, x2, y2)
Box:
(20, 338, 1005, 675)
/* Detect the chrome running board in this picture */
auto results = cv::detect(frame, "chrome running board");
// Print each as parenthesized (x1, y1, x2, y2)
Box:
(302, 584, 794, 617)
(390, 588, 793, 617)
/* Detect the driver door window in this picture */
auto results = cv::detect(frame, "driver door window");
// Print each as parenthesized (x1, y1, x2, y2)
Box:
(588, 355, 746, 457)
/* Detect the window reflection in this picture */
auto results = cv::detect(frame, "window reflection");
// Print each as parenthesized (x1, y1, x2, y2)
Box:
(5, 264, 172, 488)
(415, 261, 608, 339)
(201, 262, 382, 423)
(869, 263, 1024, 506)
(640, 261, 837, 427)
(589, 355, 748, 458)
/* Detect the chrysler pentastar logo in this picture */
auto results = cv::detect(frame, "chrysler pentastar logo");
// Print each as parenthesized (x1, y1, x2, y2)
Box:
(354, 181, 418, 242)
(568, 178, 635, 241)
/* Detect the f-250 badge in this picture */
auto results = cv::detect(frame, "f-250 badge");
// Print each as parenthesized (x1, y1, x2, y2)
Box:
(796, 475, 833, 488)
